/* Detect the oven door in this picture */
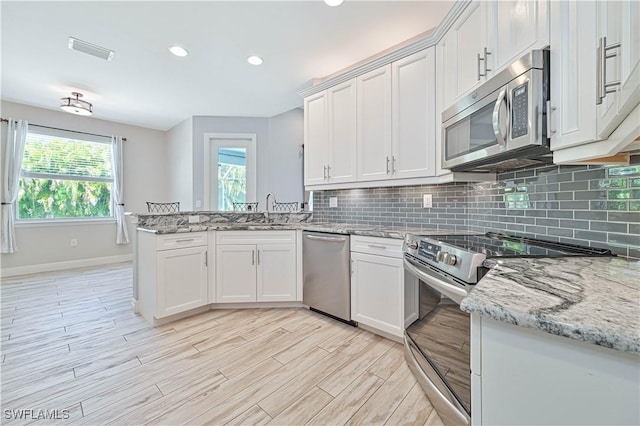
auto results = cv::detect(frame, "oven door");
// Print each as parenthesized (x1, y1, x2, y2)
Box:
(403, 256, 471, 425)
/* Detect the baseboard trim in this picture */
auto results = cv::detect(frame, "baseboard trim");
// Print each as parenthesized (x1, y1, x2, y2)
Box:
(1, 254, 133, 278)
(131, 298, 139, 314)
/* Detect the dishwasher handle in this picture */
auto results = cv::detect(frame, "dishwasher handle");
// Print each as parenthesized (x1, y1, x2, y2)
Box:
(304, 234, 348, 243)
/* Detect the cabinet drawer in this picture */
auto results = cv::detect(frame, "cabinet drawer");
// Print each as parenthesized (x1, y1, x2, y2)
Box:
(157, 232, 208, 250)
(216, 230, 296, 245)
(350, 236, 403, 258)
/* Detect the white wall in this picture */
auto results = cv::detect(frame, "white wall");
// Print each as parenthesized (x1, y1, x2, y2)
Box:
(166, 117, 193, 209)
(267, 108, 304, 204)
(0, 101, 168, 272)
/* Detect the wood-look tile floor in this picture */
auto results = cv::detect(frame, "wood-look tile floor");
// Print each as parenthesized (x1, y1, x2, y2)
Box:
(1, 263, 443, 426)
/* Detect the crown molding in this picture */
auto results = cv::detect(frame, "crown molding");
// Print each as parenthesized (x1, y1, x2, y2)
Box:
(298, 0, 471, 98)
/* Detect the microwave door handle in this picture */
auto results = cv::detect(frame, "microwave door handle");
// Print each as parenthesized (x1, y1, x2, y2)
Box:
(492, 87, 508, 151)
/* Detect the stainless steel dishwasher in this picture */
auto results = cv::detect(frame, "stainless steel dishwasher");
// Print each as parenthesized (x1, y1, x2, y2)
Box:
(302, 231, 355, 325)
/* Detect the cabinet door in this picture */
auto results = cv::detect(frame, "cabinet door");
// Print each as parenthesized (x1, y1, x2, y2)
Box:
(392, 48, 436, 179)
(451, 1, 490, 100)
(215, 245, 257, 303)
(256, 244, 297, 302)
(304, 91, 329, 186)
(351, 252, 403, 338)
(156, 246, 208, 318)
(549, 0, 598, 150)
(489, 0, 549, 73)
(356, 64, 392, 182)
(327, 79, 357, 184)
(596, 0, 640, 139)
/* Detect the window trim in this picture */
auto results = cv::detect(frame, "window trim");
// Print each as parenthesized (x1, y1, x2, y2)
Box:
(17, 129, 116, 222)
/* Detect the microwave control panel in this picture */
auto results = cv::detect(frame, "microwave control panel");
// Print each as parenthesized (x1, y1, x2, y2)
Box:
(511, 82, 529, 139)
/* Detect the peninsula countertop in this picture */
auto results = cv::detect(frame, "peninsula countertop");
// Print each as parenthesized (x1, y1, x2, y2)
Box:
(460, 256, 640, 354)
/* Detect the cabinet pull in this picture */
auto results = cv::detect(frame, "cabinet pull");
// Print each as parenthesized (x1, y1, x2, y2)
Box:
(252, 249, 255, 266)
(483, 47, 491, 76)
(386, 156, 390, 174)
(323, 165, 327, 179)
(257, 249, 260, 265)
(392, 156, 396, 173)
(546, 100, 556, 135)
(368, 244, 387, 249)
(175, 238, 195, 243)
(351, 259, 354, 275)
(477, 48, 491, 80)
(326, 165, 331, 179)
(204, 251, 208, 267)
(597, 36, 622, 104)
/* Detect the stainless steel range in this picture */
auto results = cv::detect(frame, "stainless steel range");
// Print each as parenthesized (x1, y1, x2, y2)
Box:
(402, 232, 613, 425)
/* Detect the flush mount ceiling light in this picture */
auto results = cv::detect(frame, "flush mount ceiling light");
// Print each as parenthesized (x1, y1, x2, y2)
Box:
(247, 55, 263, 66)
(169, 45, 189, 57)
(60, 92, 93, 116)
(68, 37, 114, 61)
(324, 0, 344, 6)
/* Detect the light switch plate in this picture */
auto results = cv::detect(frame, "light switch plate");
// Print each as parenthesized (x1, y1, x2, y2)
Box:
(329, 197, 338, 208)
(423, 194, 433, 208)
(189, 215, 200, 223)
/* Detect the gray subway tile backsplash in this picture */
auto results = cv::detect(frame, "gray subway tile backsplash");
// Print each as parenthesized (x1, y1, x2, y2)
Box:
(312, 164, 640, 258)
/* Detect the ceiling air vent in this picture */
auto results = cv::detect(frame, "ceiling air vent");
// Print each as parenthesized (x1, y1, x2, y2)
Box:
(68, 37, 114, 61)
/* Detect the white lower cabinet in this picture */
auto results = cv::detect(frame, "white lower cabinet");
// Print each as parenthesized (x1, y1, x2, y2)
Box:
(216, 231, 297, 303)
(138, 232, 209, 323)
(350, 236, 417, 339)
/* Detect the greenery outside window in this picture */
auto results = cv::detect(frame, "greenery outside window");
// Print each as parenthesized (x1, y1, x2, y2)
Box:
(18, 128, 114, 220)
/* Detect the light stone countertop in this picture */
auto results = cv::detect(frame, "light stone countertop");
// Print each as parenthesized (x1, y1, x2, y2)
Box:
(460, 256, 640, 354)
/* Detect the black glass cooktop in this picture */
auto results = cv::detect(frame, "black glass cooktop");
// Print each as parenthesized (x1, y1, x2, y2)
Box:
(432, 232, 613, 258)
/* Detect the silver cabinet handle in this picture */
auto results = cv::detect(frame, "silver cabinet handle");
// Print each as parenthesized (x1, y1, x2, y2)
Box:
(597, 36, 622, 104)
(204, 250, 208, 267)
(323, 165, 327, 179)
(386, 156, 390, 174)
(492, 87, 508, 151)
(483, 47, 492, 76)
(175, 238, 195, 243)
(326, 165, 331, 179)
(252, 249, 255, 266)
(367, 244, 386, 249)
(477, 53, 482, 81)
(257, 249, 260, 265)
(392, 156, 396, 173)
(546, 100, 556, 136)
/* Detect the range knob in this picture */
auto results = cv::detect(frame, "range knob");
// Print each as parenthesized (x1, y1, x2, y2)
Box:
(436, 251, 445, 262)
(444, 253, 458, 266)
(408, 241, 419, 250)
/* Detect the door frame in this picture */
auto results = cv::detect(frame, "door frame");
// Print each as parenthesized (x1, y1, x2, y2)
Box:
(203, 133, 257, 211)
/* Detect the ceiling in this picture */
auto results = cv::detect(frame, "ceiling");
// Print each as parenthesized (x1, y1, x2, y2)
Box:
(1, 1, 453, 131)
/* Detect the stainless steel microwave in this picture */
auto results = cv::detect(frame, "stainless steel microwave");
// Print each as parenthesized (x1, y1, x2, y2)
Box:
(442, 50, 551, 172)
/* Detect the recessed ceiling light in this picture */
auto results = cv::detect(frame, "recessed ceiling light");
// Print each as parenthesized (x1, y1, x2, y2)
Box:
(169, 45, 189, 57)
(247, 55, 263, 66)
(324, 0, 344, 6)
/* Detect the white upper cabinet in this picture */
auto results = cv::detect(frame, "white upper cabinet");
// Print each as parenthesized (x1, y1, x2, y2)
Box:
(595, 0, 640, 139)
(303, 92, 329, 186)
(440, 0, 549, 109)
(489, 0, 549, 72)
(327, 80, 357, 183)
(357, 65, 393, 182)
(392, 48, 436, 179)
(550, 0, 639, 160)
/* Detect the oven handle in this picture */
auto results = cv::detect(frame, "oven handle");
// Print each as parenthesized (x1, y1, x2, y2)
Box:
(403, 257, 468, 305)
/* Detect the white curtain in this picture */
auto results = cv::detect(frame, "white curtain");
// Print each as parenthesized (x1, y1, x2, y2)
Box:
(112, 136, 129, 244)
(1, 119, 28, 253)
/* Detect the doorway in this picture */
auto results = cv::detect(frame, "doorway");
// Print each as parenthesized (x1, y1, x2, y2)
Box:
(204, 133, 257, 211)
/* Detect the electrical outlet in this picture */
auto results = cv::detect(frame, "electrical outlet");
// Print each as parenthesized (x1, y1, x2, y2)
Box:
(70, 238, 78, 247)
(423, 194, 433, 208)
(189, 215, 200, 223)
(329, 197, 338, 208)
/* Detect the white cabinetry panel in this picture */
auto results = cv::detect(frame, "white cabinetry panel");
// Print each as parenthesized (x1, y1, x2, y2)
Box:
(216, 245, 257, 303)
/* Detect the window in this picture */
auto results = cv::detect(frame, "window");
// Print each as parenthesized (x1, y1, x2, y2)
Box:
(18, 128, 114, 220)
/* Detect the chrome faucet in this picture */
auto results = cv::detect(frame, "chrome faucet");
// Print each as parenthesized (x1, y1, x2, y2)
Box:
(265, 192, 275, 218)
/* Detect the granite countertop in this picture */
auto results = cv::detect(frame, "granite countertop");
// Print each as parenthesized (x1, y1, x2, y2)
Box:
(460, 256, 640, 354)
(137, 222, 469, 239)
